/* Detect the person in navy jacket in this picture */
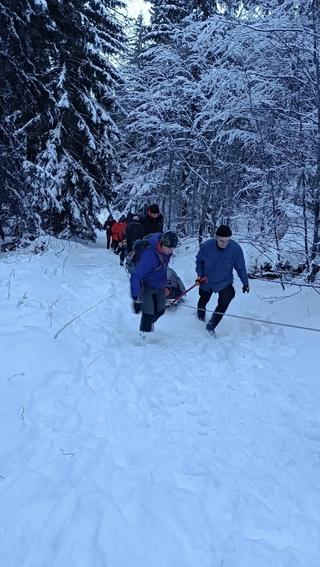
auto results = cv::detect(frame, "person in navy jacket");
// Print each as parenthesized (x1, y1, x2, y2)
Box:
(130, 231, 178, 333)
(195, 224, 249, 335)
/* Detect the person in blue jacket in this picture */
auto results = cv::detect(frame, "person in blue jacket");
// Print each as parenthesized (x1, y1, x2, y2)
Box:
(130, 231, 179, 334)
(195, 224, 250, 335)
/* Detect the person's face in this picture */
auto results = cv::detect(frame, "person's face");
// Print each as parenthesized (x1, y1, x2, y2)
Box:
(216, 236, 230, 249)
(161, 245, 174, 255)
(148, 211, 160, 218)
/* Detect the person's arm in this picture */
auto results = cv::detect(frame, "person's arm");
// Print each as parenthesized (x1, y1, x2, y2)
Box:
(234, 247, 249, 287)
(196, 246, 205, 278)
(138, 217, 147, 236)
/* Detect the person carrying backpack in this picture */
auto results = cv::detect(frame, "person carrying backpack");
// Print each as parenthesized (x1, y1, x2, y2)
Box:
(111, 215, 127, 257)
(103, 214, 115, 249)
(125, 215, 145, 253)
(130, 231, 179, 335)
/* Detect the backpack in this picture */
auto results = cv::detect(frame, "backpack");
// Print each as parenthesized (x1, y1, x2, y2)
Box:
(125, 239, 150, 274)
(125, 237, 165, 276)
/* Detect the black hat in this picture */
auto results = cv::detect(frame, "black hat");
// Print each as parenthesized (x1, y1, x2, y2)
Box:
(149, 204, 160, 214)
(216, 225, 232, 237)
(160, 231, 179, 248)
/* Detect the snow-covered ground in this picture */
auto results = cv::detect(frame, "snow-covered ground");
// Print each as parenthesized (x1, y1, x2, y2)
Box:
(1, 232, 320, 567)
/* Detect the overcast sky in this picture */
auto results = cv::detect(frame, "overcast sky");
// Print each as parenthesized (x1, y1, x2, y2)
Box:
(126, 0, 151, 23)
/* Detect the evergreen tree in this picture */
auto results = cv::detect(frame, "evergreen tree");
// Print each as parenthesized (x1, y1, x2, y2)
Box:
(0, 0, 126, 241)
(36, 0, 126, 240)
(130, 13, 149, 68)
(0, 0, 52, 235)
(147, 0, 188, 45)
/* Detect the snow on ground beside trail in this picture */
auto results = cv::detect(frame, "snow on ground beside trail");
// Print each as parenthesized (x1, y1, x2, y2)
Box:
(1, 232, 320, 567)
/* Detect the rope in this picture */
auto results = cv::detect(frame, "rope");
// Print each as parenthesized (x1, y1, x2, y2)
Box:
(180, 303, 320, 334)
(54, 294, 115, 339)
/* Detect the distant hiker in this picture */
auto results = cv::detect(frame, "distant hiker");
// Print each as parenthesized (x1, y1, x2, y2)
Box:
(165, 267, 186, 305)
(125, 211, 135, 223)
(125, 215, 145, 254)
(111, 215, 127, 257)
(130, 231, 179, 335)
(103, 214, 116, 249)
(195, 225, 249, 336)
(140, 204, 164, 236)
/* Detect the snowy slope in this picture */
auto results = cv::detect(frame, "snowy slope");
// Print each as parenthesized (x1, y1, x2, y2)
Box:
(1, 233, 320, 567)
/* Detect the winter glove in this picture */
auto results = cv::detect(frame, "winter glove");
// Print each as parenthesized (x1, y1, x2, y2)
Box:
(195, 276, 208, 285)
(242, 284, 250, 293)
(132, 299, 142, 314)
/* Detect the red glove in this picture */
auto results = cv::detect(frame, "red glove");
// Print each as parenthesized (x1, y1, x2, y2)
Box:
(195, 276, 208, 285)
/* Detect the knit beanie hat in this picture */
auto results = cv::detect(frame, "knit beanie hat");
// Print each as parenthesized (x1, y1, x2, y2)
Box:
(216, 225, 232, 237)
(160, 231, 179, 248)
(149, 204, 160, 214)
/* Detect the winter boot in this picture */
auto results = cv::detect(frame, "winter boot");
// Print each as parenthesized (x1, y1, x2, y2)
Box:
(197, 307, 206, 321)
(206, 318, 217, 337)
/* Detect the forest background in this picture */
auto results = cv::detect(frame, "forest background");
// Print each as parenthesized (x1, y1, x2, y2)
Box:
(1, 0, 320, 280)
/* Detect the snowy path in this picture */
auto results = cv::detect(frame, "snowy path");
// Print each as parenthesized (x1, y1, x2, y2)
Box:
(1, 234, 320, 566)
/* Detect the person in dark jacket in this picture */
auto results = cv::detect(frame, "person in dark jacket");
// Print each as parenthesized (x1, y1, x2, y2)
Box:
(118, 213, 143, 266)
(195, 224, 249, 335)
(130, 231, 178, 334)
(103, 214, 116, 249)
(140, 204, 164, 236)
(125, 215, 145, 254)
(125, 211, 134, 223)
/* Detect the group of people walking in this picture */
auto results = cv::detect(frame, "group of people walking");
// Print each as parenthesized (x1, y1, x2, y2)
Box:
(104, 205, 250, 338)
(103, 204, 163, 265)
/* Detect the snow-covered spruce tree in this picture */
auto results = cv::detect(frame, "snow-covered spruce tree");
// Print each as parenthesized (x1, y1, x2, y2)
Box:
(187, 1, 218, 19)
(147, 0, 188, 45)
(36, 0, 125, 240)
(116, 25, 196, 227)
(0, 129, 40, 237)
(116, 1, 274, 238)
(113, 13, 160, 213)
(0, 0, 52, 236)
(116, 3, 213, 230)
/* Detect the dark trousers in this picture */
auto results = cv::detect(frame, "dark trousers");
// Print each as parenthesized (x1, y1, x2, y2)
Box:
(197, 284, 235, 329)
(140, 293, 165, 332)
(106, 231, 111, 249)
(119, 245, 126, 265)
(111, 239, 118, 252)
(126, 239, 134, 253)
